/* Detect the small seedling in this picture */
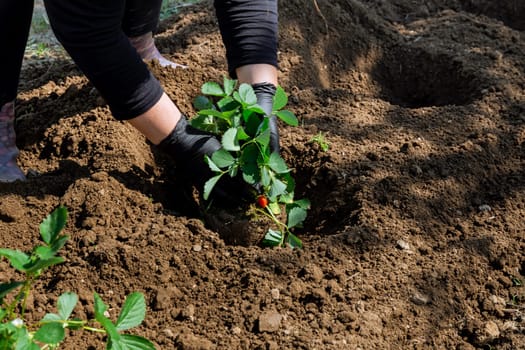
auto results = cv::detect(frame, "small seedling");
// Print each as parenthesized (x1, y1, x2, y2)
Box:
(191, 77, 310, 248)
(309, 132, 330, 151)
(0, 206, 155, 349)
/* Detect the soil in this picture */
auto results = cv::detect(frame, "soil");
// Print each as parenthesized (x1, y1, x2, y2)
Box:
(1, 0, 525, 349)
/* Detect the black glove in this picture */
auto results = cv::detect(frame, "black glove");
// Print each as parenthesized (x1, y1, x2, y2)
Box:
(252, 82, 280, 154)
(158, 116, 253, 206)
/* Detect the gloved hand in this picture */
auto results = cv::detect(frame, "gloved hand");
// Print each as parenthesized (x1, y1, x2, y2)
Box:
(157, 116, 253, 206)
(252, 82, 279, 153)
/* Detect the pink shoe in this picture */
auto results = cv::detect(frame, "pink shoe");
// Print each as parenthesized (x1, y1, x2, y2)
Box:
(128, 32, 187, 69)
(0, 102, 25, 182)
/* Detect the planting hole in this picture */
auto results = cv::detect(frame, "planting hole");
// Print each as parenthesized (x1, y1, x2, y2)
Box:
(373, 47, 482, 108)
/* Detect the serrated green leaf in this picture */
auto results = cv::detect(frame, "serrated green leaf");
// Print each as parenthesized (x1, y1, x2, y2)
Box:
(287, 206, 308, 229)
(223, 77, 237, 96)
(279, 191, 294, 204)
(205, 155, 222, 172)
(262, 229, 283, 247)
(203, 175, 223, 201)
(33, 322, 65, 344)
(116, 292, 146, 332)
(211, 149, 236, 168)
(221, 128, 240, 151)
(0, 249, 31, 272)
(0, 281, 24, 300)
(269, 178, 287, 199)
(268, 152, 289, 174)
(276, 110, 298, 126)
(286, 232, 303, 249)
(201, 81, 224, 96)
(39, 206, 67, 245)
(58, 292, 78, 320)
(193, 95, 212, 111)
(236, 83, 258, 106)
(272, 86, 288, 111)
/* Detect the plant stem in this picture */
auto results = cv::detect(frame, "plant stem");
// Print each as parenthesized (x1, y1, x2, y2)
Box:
(20, 275, 36, 318)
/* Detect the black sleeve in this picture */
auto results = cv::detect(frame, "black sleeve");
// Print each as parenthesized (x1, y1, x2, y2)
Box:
(214, 0, 278, 78)
(44, 0, 163, 120)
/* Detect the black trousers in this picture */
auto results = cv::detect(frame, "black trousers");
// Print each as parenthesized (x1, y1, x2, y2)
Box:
(0, 0, 34, 106)
(3, 0, 278, 120)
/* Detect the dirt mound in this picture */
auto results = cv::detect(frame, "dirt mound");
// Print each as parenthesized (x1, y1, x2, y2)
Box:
(2, 0, 524, 348)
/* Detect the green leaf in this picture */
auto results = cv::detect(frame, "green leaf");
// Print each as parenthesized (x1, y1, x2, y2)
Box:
(193, 95, 212, 111)
(15, 328, 40, 350)
(286, 232, 303, 249)
(33, 323, 65, 344)
(50, 236, 69, 254)
(190, 115, 220, 134)
(268, 153, 289, 174)
(205, 155, 222, 172)
(255, 127, 270, 148)
(41, 313, 62, 322)
(201, 81, 224, 96)
(114, 334, 156, 350)
(211, 149, 236, 168)
(198, 108, 225, 118)
(58, 292, 78, 320)
(260, 167, 271, 188)
(34, 245, 54, 259)
(25, 256, 64, 274)
(216, 96, 238, 112)
(223, 77, 237, 96)
(203, 174, 223, 201)
(294, 198, 311, 210)
(269, 178, 287, 199)
(262, 229, 283, 247)
(221, 128, 240, 151)
(268, 202, 281, 215)
(0, 249, 31, 272)
(276, 110, 298, 126)
(39, 206, 67, 245)
(0, 281, 24, 300)
(236, 83, 258, 106)
(287, 206, 308, 229)
(115, 292, 146, 332)
(94, 293, 121, 343)
(272, 86, 288, 111)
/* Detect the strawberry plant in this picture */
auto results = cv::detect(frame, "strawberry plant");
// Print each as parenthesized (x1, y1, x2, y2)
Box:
(0, 206, 155, 350)
(190, 77, 310, 248)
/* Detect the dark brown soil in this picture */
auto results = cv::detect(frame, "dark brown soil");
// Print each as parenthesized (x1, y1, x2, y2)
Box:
(2, 0, 525, 349)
